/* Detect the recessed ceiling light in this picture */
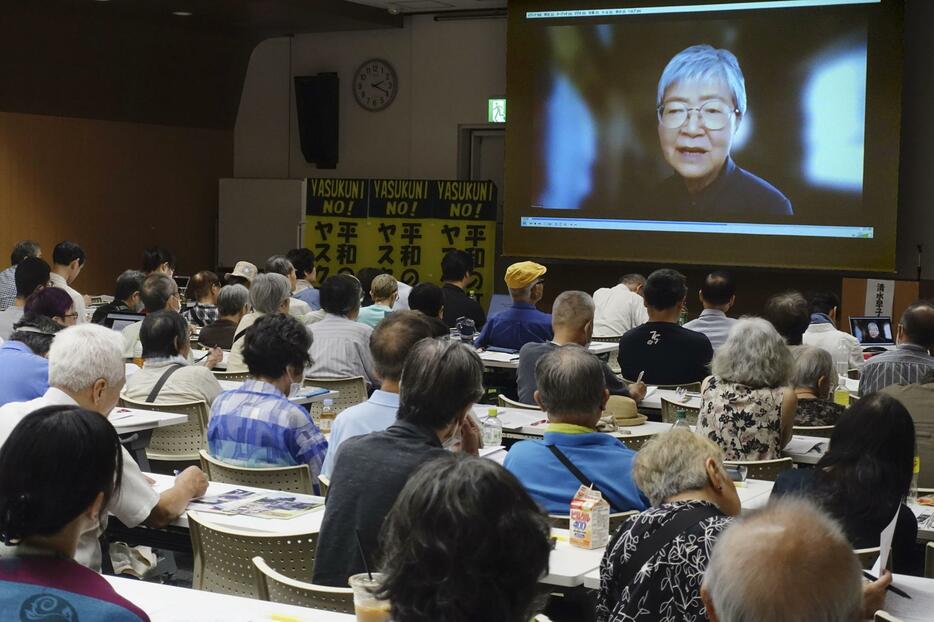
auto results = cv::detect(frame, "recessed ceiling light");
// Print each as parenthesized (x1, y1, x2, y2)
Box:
(172, 10, 192, 16)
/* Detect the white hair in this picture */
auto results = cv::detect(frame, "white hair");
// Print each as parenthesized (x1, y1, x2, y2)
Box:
(703, 498, 863, 622)
(633, 428, 725, 506)
(49, 324, 125, 392)
(791, 345, 835, 392)
(711, 317, 792, 389)
(251, 273, 291, 314)
(657, 44, 747, 115)
(551, 290, 594, 327)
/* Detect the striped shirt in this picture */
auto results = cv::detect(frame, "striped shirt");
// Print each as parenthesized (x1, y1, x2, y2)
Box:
(207, 379, 327, 480)
(0, 266, 15, 311)
(308, 314, 378, 386)
(859, 344, 934, 396)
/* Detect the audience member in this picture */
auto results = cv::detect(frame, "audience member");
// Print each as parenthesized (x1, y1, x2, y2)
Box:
(92, 270, 144, 325)
(142, 247, 175, 276)
(25, 287, 77, 327)
(307, 274, 378, 386)
(701, 498, 870, 622)
(0, 324, 207, 570)
(505, 345, 648, 514)
(226, 273, 291, 372)
(683, 271, 737, 350)
(49, 241, 88, 324)
(792, 345, 845, 426)
(476, 261, 552, 351)
(697, 318, 796, 460)
(378, 455, 551, 622)
(265, 255, 312, 318)
(0, 257, 49, 340)
(357, 273, 397, 328)
(198, 284, 249, 350)
(121, 273, 182, 358)
(517, 291, 645, 405)
(321, 311, 434, 477)
(0, 240, 41, 310)
(407, 282, 450, 337)
(596, 428, 739, 622)
(883, 368, 934, 488)
(287, 247, 320, 310)
(123, 311, 222, 405)
(762, 290, 809, 347)
(440, 250, 486, 329)
(208, 314, 327, 483)
(617, 269, 712, 385)
(181, 270, 221, 327)
(223, 260, 257, 288)
(0, 314, 62, 405)
(592, 273, 649, 338)
(0, 406, 149, 621)
(774, 393, 922, 575)
(313, 339, 483, 586)
(803, 290, 863, 370)
(356, 267, 383, 308)
(859, 301, 934, 396)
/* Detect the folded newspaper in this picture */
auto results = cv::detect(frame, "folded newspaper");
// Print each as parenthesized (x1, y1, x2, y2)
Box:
(188, 488, 322, 519)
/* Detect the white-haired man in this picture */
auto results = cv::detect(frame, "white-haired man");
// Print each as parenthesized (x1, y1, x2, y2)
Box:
(0, 324, 208, 571)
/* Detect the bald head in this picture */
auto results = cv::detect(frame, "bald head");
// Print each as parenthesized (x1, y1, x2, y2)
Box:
(702, 498, 862, 622)
(901, 301, 934, 350)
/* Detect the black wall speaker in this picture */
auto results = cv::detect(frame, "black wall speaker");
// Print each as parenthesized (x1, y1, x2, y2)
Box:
(294, 73, 339, 169)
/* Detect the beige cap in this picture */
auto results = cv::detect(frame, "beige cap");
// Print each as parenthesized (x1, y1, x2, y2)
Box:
(504, 261, 547, 289)
(226, 261, 258, 283)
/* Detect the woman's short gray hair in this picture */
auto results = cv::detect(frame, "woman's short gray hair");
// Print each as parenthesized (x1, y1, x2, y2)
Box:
(217, 284, 250, 317)
(250, 273, 291, 314)
(791, 345, 834, 392)
(633, 428, 724, 506)
(49, 324, 125, 393)
(711, 317, 792, 389)
(657, 44, 747, 115)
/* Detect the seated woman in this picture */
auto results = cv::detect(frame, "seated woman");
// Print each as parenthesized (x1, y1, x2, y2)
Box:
(596, 428, 739, 622)
(774, 393, 923, 575)
(198, 284, 250, 350)
(0, 314, 62, 406)
(24, 287, 78, 327)
(0, 405, 149, 620)
(181, 270, 221, 327)
(357, 274, 398, 329)
(792, 345, 846, 426)
(378, 454, 551, 622)
(696, 317, 796, 460)
(122, 310, 223, 406)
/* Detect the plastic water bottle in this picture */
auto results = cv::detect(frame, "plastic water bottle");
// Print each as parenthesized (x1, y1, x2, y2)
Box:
(909, 455, 920, 503)
(672, 408, 691, 429)
(132, 340, 144, 368)
(678, 306, 688, 326)
(319, 399, 336, 433)
(482, 407, 502, 446)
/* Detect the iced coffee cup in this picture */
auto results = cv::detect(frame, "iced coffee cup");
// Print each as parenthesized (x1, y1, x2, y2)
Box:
(348, 572, 390, 622)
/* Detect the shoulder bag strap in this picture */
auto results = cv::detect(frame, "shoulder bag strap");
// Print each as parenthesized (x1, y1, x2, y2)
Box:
(146, 364, 184, 403)
(547, 444, 619, 512)
(232, 326, 251, 345)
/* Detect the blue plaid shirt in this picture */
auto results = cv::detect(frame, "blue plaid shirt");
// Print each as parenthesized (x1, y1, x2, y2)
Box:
(207, 379, 327, 480)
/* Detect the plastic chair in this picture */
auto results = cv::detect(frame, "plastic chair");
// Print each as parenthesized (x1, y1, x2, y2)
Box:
(189, 512, 318, 598)
(723, 457, 793, 481)
(253, 556, 354, 612)
(855, 546, 881, 570)
(548, 510, 638, 533)
(792, 425, 835, 439)
(621, 434, 653, 451)
(317, 474, 330, 498)
(497, 394, 540, 410)
(590, 336, 621, 343)
(302, 376, 367, 418)
(119, 396, 208, 462)
(874, 613, 904, 622)
(199, 450, 313, 494)
(213, 370, 251, 382)
(660, 397, 700, 424)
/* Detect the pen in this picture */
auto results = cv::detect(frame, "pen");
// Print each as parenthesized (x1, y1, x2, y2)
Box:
(636, 370, 645, 384)
(862, 571, 911, 599)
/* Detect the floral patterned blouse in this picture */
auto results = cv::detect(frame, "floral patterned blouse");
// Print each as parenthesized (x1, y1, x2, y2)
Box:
(794, 398, 844, 427)
(696, 376, 785, 461)
(596, 500, 731, 622)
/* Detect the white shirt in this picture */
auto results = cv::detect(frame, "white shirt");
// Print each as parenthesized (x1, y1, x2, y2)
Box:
(0, 306, 24, 341)
(0, 388, 159, 570)
(803, 322, 864, 370)
(122, 320, 143, 358)
(393, 281, 411, 311)
(123, 356, 223, 405)
(288, 298, 311, 318)
(683, 309, 737, 351)
(49, 272, 87, 324)
(592, 284, 649, 338)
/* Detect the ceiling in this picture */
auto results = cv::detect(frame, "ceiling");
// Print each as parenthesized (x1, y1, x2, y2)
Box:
(344, 0, 507, 14)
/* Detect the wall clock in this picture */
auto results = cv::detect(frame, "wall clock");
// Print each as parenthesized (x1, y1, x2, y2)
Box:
(354, 58, 398, 112)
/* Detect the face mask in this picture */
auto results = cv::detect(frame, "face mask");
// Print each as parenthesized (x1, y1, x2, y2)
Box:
(442, 421, 462, 451)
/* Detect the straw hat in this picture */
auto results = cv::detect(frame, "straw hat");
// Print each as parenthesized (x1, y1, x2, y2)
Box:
(603, 395, 646, 426)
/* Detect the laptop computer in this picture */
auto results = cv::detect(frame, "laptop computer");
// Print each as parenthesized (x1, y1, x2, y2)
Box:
(106, 312, 145, 332)
(849, 316, 896, 347)
(487, 293, 512, 319)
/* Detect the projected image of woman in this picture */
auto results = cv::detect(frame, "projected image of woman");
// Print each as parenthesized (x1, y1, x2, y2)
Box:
(653, 44, 793, 217)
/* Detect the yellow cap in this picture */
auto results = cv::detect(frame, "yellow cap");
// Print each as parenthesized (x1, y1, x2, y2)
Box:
(504, 261, 547, 289)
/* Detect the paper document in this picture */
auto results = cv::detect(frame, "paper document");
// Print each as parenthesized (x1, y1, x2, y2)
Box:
(845, 377, 860, 393)
(871, 507, 900, 576)
(480, 351, 521, 363)
(189, 489, 322, 519)
(877, 574, 934, 621)
(783, 436, 827, 454)
(642, 386, 657, 400)
(496, 410, 546, 431)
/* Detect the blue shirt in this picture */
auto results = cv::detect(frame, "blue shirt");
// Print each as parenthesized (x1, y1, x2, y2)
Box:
(207, 379, 328, 480)
(503, 427, 648, 514)
(683, 309, 737, 351)
(475, 302, 553, 351)
(321, 390, 399, 478)
(294, 287, 321, 311)
(356, 304, 392, 329)
(0, 341, 49, 407)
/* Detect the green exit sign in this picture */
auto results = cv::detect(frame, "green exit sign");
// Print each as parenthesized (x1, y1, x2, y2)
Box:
(488, 98, 506, 123)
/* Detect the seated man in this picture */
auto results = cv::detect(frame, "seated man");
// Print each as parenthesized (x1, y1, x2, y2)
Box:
(518, 291, 645, 405)
(307, 274, 378, 387)
(313, 339, 483, 587)
(505, 345, 648, 514)
(266, 255, 312, 319)
(208, 314, 327, 483)
(440, 249, 486, 329)
(476, 261, 552, 351)
(683, 271, 737, 350)
(884, 368, 934, 488)
(407, 282, 450, 337)
(198, 284, 250, 350)
(227, 273, 291, 372)
(49, 241, 88, 324)
(0, 314, 62, 405)
(181, 270, 221, 327)
(592, 273, 648, 338)
(0, 324, 208, 571)
(860, 301, 934, 396)
(321, 310, 435, 478)
(803, 290, 864, 371)
(0, 257, 49, 340)
(122, 273, 183, 358)
(287, 247, 321, 311)
(91, 270, 144, 325)
(617, 269, 713, 385)
(0, 240, 41, 311)
(123, 310, 223, 405)
(763, 290, 810, 348)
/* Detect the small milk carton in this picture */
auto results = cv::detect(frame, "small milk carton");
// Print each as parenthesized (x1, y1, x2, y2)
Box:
(569, 484, 610, 549)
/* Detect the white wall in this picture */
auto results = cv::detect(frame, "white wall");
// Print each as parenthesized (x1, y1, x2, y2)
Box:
(234, 15, 506, 181)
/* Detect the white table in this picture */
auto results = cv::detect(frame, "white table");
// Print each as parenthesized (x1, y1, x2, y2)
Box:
(106, 576, 355, 621)
(909, 500, 934, 542)
(546, 529, 606, 588)
(478, 341, 619, 370)
(110, 407, 189, 470)
(216, 380, 339, 406)
(639, 388, 702, 412)
(475, 405, 671, 440)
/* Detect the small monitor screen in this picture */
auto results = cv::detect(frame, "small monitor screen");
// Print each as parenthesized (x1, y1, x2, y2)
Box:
(849, 316, 894, 345)
(174, 275, 190, 292)
(107, 312, 144, 333)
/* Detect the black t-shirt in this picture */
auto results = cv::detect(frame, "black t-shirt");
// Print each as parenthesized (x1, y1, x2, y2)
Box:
(617, 321, 713, 386)
(441, 283, 486, 329)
